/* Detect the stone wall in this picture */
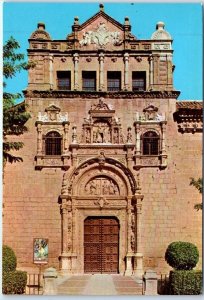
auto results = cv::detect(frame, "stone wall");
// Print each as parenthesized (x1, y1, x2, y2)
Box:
(3, 96, 202, 274)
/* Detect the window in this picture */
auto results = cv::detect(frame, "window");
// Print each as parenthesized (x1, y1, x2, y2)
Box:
(82, 71, 96, 91)
(107, 71, 121, 91)
(57, 71, 71, 90)
(45, 131, 62, 155)
(142, 131, 159, 155)
(132, 71, 146, 91)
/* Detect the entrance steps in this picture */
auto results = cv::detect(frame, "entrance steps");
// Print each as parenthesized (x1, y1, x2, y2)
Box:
(56, 274, 143, 295)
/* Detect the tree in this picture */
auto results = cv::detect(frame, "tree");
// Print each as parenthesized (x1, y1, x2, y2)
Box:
(190, 177, 202, 210)
(3, 37, 35, 165)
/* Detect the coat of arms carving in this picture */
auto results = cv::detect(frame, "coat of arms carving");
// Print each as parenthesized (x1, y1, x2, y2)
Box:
(80, 22, 122, 47)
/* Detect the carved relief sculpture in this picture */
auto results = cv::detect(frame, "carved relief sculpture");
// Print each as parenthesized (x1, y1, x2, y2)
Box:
(85, 177, 119, 196)
(79, 22, 122, 47)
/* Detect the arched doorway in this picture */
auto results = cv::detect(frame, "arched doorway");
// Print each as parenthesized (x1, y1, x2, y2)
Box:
(84, 216, 119, 274)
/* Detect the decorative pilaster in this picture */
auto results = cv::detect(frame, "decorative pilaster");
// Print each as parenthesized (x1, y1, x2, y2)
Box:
(49, 54, 54, 89)
(99, 52, 105, 91)
(161, 121, 167, 167)
(63, 123, 69, 154)
(124, 53, 129, 90)
(134, 195, 144, 277)
(37, 123, 43, 155)
(125, 199, 133, 276)
(60, 196, 74, 273)
(73, 53, 79, 90)
(149, 55, 153, 90)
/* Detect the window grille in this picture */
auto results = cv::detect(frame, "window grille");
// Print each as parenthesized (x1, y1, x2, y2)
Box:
(132, 71, 146, 91)
(107, 71, 121, 91)
(142, 131, 159, 155)
(82, 71, 96, 91)
(45, 131, 62, 155)
(57, 71, 71, 90)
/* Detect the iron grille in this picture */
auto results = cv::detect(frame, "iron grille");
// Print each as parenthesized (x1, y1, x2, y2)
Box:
(107, 72, 121, 91)
(82, 71, 96, 91)
(57, 71, 71, 90)
(45, 131, 62, 155)
(132, 71, 146, 91)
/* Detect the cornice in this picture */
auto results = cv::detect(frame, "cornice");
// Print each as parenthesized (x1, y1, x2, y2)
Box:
(23, 90, 180, 99)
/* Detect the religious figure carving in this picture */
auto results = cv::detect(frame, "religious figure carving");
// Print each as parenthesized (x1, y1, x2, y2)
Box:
(113, 128, 119, 144)
(85, 128, 91, 143)
(85, 177, 119, 196)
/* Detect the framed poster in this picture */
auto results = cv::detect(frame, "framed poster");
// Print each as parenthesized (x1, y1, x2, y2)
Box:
(33, 238, 48, 264)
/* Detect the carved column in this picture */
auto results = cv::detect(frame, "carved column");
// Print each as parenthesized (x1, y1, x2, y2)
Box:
(99, 52, 105, 91)
(37, 123, 43, 155)
(61, 201, 69, 255)
(134, 195, 144, 277)
(60, 196, 74, 274)
(63, 123, 69, 154)
(49, 54, 54, 89)
(149, 55, 153, 89)
(124, 52, 129, 90)
(161, 121, 167, 167)
(73, 53, 79, 90)
(125, 198, 133, 276)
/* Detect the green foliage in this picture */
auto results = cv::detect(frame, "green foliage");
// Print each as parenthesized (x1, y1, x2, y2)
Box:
(2, 271, 27, 294)
(165, 241, 199, 270)
(169, 270, 202, 295)
(2, 245, 27, 294)
(2, 245, 17, 272)
(3, 37, 35, 165)
(190, 177, 203, 210)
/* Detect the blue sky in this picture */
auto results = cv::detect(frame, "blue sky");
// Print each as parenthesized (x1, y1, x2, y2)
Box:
(3, 2, 203, 100)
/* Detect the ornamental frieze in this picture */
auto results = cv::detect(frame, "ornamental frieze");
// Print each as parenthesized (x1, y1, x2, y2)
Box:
(24, 90, 180, 99)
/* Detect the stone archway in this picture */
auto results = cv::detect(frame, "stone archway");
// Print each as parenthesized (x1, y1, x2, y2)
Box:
(59, 157, 144, 276)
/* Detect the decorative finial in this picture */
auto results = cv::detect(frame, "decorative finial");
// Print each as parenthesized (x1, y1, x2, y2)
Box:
(124, 17, 130, 25)
(156, 21, 165, 30)
(74, 16, 79, 25)
(99, 3, 104, 12)
(37, 22, 45, 30)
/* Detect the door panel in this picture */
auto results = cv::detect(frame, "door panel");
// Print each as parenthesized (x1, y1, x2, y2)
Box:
(84, 217, 119, 273)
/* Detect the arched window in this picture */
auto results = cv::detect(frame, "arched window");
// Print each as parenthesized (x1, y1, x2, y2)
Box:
(45, 131, 62, 155)
(142, 131, 159, 155)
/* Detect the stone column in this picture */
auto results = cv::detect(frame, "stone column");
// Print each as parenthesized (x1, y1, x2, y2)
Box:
(49, 54, 54, 89)
(73, 53, 79, 90)
(134, 196, 144, 277)
(161, 121, 167, 167)
(37, 123, 43, 155)
(149, 55, 153, 89)
(124, 53, 129, 90)
(161, 122, 167, 154)
(125, 201, 133, 276)
(99, 52, 105, 91)
(60, 197, 73, 273)
(61, 201, 69, 255)
(63, 123, 69, 154)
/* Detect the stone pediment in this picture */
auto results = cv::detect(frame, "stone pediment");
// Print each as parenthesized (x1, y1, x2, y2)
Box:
(80, 10, 124, 31)
(76, 7, 124, 48)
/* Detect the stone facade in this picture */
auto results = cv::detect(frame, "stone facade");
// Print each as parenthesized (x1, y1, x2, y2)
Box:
(3, 5, 202, 276)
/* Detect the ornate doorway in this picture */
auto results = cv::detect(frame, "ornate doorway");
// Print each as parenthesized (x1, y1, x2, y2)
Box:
(84, 217, 119, 274)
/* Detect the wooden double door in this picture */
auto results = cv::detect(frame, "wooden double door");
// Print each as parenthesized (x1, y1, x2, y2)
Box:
(84, 217, 119, 274)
